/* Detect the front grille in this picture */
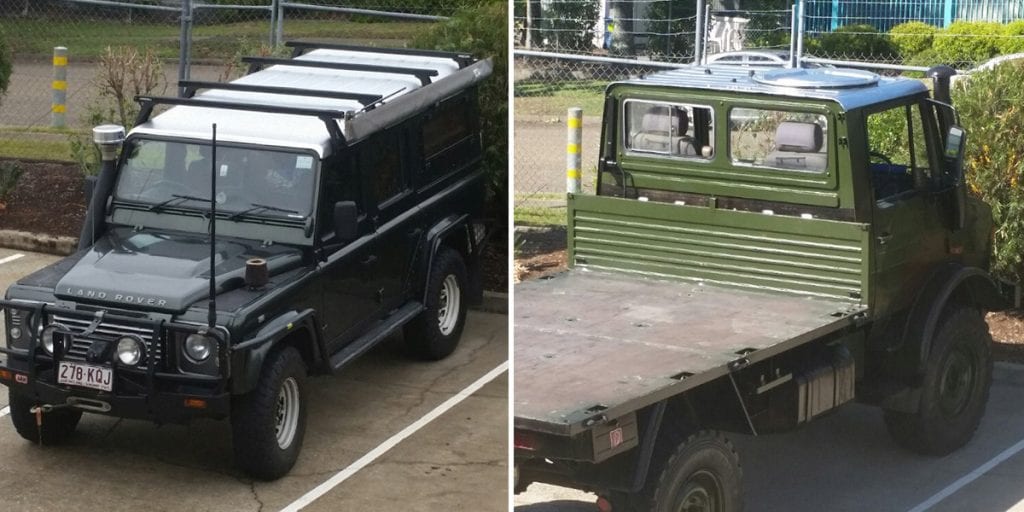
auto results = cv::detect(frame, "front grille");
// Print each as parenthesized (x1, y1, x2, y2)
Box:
(50, 314, 163, 369)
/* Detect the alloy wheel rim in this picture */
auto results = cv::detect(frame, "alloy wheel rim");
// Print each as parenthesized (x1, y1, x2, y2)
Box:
(938, 347, 976, 418)
(275, 377, 300, 449)
(437, 274, 461, 336)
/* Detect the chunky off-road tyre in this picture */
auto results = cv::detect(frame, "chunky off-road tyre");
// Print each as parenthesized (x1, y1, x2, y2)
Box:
(232, 346, 308, 480)
(405, 247, 468, 361)
(610, 431, 743, 512)
(884, 307, 993, 456)
(8, 391, 82, 445)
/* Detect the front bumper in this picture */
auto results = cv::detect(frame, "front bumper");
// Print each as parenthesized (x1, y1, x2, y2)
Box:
(0, 299, 231, 424)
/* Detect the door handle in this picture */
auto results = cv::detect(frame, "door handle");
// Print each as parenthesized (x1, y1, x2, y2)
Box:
(360, 255, 378, 265)
(877, 232, 893, 245)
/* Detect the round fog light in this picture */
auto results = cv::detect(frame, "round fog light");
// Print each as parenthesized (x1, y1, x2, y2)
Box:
(9, 326, 22, 340)
(185, 333, 214, 362)
(40, 323, 69, 355)
(116, 336, 144, 366)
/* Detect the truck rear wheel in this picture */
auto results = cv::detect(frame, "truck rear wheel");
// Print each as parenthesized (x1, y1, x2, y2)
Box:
(405, 247, 468, 360)
(613, 430, 743, 512)
(231, 346, 308, 480)
(8, 391, 81, 445)
(884, 307, 993, 456)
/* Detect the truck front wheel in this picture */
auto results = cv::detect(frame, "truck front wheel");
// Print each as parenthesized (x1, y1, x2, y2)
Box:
(231, 346, 308, 480)
(405, 247, 468, 360)
(614, 430, 742, 512)
(884, 307, 993, 456)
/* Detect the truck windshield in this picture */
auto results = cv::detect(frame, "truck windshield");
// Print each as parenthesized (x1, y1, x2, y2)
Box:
(114, 138, 317, 219)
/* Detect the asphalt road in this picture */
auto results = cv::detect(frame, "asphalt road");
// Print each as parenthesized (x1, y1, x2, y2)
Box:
(515, 363, 1024, 512)
(0, 249, 508, 511)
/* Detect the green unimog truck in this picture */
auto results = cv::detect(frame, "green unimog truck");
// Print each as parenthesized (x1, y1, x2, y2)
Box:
(513, 65, 1007, 511)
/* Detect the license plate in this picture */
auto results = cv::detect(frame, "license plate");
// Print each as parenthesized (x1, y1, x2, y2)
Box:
(58, 362, 113, 392)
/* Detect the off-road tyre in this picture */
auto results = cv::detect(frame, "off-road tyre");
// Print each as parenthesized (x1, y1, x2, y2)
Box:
(232, 346, 308, 480)
(608, 430, 743, 512)
(9, 390, 82, 445)
(884, 307, 993, 456)
(405, 247, 468, 361)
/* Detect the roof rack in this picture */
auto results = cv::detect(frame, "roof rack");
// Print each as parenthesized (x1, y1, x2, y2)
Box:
(242, 56, 438, 86)
(285, 41, 476, 69)
(179, 80, 382, 106)
(134, 95, 347, 144)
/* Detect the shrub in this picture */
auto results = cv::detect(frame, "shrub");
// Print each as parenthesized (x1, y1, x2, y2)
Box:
(816, 24, 899, 62)
(1000, 20, 1024, 55)
(0, 37, 11, 105)
(543, 0, 599, 52)
(953, 60, 1024, 282)
(933, 21, 1002, 67)
(0, 161, 22, 202)
(889, 21, 939, 59)
(413, 0, 507, 215)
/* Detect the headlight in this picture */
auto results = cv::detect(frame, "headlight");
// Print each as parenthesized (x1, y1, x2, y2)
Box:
(116, 335, 144, 366)
(184, 333, 214, 362)
(40, 323, 69, 355)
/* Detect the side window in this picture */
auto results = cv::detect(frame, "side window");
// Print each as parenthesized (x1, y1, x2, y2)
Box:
(729, 108, 829, 173)
(866, 103, 932, 200)
(421, 95, 474, 183)
(361, 130, 405, 205)
(623, 100, 714, 160)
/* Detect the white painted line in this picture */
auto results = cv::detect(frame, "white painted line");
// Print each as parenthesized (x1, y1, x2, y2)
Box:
(280, 361, 509, 512)
(0, 254, 24, 266)
(0, 406, 8, 418)
(907, 437, 1024, 512)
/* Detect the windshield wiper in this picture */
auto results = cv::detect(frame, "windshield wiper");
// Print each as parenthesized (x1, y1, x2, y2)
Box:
(147, 193, 211, 212)
(228, 202, 300, 220)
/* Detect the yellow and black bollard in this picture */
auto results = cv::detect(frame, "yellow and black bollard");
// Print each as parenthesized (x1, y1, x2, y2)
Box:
(52, 46, 68, 128)
(566, 107, 582, 194)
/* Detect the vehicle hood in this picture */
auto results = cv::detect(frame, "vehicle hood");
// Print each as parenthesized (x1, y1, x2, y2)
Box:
(54, 227, 304, 313)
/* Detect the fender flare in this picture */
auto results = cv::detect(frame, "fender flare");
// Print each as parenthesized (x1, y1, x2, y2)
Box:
(230, 309, 321, 394)
(419, 213, 472, 302)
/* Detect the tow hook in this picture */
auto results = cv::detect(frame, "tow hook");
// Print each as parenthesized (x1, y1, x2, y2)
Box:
(28, 403, 73, 446)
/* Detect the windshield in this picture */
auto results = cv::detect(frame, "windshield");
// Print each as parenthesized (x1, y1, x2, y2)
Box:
(114, 138, 317, 219)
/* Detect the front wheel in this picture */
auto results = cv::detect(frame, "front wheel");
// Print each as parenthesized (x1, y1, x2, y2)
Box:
(231, 346, 308, 480)
(404, 247, 469, 360)
(884, 307, 993, 456)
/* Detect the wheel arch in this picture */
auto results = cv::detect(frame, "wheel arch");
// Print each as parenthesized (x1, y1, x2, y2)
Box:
(231, 309, 324, 394)
(420, 214, 483, 305)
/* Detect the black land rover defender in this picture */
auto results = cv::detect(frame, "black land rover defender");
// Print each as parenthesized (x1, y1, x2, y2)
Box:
(0, 42, 493, 480)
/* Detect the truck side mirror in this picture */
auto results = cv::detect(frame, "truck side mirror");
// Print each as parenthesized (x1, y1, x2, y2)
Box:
(944, 126, 968, 231)
(333, 201, 359, 242)
(944, 126, 966, 174)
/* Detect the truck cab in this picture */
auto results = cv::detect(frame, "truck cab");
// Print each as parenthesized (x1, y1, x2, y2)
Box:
(0, 42, 492, 480)
(515, 65, 1003, 511)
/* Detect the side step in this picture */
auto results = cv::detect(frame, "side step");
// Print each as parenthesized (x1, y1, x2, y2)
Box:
(328, 301, 424, 372)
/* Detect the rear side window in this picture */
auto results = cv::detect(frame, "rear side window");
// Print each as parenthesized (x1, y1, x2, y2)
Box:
(729, 108, 829, 173)
(420, 95, 475, 182)
(623, 100, 714, 160)
(361, 130, 405, 205)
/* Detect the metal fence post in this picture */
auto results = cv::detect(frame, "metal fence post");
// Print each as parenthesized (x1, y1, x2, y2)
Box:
(567, 107, 583, 194)
(275, 0, 285, 47)
(51, 46, 67, 128)
(796, 0, 806, 66)
(269, 0, 278, 46)
(178, 0, 193, 97)
(694, 0, 704, 64)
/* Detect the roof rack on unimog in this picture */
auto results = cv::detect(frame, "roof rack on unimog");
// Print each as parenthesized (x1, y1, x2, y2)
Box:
(0, 42, 493, 480)
(514, 64, 1009, 510)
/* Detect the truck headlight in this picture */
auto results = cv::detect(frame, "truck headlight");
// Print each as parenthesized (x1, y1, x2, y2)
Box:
(116, 335, 145, 366)
(184, 333, 214, 362)
(40, 323, 69, 355)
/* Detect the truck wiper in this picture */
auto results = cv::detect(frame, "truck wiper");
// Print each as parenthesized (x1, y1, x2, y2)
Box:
(228, 202, 300, 220)
(147, 193, 211, 212)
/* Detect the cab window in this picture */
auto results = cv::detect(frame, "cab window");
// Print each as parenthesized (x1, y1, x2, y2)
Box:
(866, 103, 933, 200)
(729, 108, 829, 173)
(623, 100, 714, 160)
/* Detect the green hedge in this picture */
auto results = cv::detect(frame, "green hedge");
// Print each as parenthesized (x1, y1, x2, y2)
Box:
(932, 21, 1003, 66)
(817, 24, 899, 62)
(890, 21, 938, 58)
(954, 60, 1024, 282)
(1001, 20, 1024, 54)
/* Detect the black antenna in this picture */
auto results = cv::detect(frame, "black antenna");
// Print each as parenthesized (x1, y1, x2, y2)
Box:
(208, 123, 218, 330)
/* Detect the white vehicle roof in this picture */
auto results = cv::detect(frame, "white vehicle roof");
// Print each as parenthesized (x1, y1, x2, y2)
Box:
(129, 45, 489, 157)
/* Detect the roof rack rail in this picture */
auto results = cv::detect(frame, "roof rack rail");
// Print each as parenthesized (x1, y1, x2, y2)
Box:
(285, 41, 476, 69)
(242, 56, 438, 86)
(134, 95, 347, 144)
(179, 80, 382, 106)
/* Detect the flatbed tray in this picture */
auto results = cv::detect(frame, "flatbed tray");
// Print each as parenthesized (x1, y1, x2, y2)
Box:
(514, 270, 867, 436)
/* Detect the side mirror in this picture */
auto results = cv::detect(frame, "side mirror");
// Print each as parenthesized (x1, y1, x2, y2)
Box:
(333, 201, 359, 242)
(943, 126, 968, 231)
(944, 126, 966, 170)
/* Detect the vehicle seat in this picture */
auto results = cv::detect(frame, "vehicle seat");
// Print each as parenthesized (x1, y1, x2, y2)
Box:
(632, 108, 697, 157)
(767, 122, 827, 171)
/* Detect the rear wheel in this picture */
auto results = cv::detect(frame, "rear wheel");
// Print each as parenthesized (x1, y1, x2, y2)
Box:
(8, 391, 81, 445)
(884, 307, 993, 455)
(232, 346, 308, 480)
(405, 247, 468, 360)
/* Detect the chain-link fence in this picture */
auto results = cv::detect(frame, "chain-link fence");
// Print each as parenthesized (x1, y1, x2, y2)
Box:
(513, 0, 1024, 225)
(0, 0, 449, 160)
